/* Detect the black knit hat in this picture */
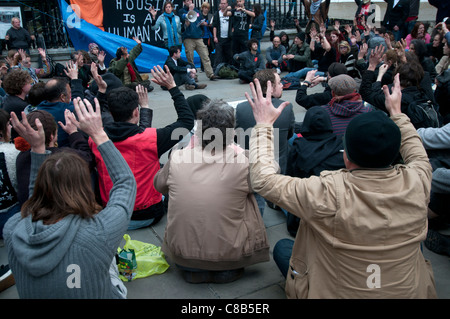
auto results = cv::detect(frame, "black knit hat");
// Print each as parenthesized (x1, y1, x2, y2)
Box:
(296, 32, 306, 42)
(343, 111, 401, 168)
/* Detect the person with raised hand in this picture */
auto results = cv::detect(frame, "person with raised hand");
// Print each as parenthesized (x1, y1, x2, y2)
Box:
(248, 74, 437, 298)
(90, 65, 194, 230)
(3, 98, 137, 299)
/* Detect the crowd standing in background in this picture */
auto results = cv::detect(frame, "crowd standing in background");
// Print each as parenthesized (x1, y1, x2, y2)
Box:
(0, 0, 449, 299)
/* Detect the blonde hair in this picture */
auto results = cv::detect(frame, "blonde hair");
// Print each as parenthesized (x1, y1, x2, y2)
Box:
(201, 2, 210, 9)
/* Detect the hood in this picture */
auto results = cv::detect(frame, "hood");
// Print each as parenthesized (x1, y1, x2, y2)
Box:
(10, 214, 81, 277)
(300, 106, 334, 139)
(289, 107, 343, 176)
(328, 93, 365, 117)
(104, 122, 141, 142)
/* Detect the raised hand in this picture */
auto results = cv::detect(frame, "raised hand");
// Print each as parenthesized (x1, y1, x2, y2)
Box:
(245, 79, 289, 125)
(72, 97, 108, 146)
(150, 65, 176, 90)
(383, 73, 402, 116)
(10, 111, 45, 154)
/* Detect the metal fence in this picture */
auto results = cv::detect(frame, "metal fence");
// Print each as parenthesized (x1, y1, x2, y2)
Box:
(5, 0, 306, 50)
(197, 0, 308, 29)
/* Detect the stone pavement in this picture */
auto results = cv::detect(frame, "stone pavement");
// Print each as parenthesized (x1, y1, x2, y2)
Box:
(1, 57, 449, 301)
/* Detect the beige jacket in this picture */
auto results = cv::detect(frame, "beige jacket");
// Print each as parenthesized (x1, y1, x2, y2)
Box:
(249, 114, 437, 298)
(154, 145, 270, 271)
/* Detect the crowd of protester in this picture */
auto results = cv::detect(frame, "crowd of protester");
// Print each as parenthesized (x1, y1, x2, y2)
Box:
(0, 0, 449, 299)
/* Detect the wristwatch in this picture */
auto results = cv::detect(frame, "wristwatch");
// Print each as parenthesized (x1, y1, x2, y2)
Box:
(301, 80, 311, 87)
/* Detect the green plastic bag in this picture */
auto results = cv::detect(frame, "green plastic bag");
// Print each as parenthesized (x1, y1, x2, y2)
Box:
(117, 234, 170, 281)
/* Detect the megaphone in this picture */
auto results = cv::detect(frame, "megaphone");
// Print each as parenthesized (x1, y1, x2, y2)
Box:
(187, 10, 198, 23)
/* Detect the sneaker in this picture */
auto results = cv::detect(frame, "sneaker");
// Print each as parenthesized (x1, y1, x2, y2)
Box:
(185, 84, 196, 90)
(209, 75, 218, 81)
(0, 265, 15, 292)
(195, 84, 207, 89)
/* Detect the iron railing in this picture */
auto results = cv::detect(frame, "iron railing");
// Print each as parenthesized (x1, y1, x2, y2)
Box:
(1, 0, 307, 51)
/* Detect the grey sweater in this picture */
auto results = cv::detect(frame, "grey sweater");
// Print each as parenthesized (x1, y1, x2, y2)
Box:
(3, 141, 136, 299)
(417, 123, 450, 194)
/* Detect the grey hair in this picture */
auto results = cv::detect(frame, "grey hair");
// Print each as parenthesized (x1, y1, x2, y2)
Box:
(196, 99, 235, 149)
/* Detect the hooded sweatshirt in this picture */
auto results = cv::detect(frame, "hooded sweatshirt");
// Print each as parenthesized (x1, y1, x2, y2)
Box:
(3, 141, 136, 299)
(321, 93, 372, 137)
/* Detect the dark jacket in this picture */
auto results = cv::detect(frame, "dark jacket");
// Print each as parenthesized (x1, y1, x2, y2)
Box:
(235, 98, 295, 174)
(177, 6, 203, 39)
(251, 15, 265, 40)
(36, 79, 84, 147)
(5, 27, 32, 50)
(360, 69, 436, 118)
(296, 84, 332, 110)
(16, 132, 95, 207)
(382, 0, 410, 31)
(285, 106, 345, 236)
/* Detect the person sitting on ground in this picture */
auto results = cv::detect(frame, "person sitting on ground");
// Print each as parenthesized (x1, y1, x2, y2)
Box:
(87, 43, 107, 73)
(108, 37, 154, 92)
(89, 65, 194, 230)
(15, 108, 95, 207)
(36, 61, 84, 147)
(338, 41, 359, 78)
(153, 99, 270, 284)
(295, 62, 348, 109)
(233, 38, 265, 84)
(320, 74, 372, 137)
(164, 46, 207, 90)
(360, 46, 438, 129)
(1, 69, 31, 130)
(0, 109, 20, 240)
(405, 22, 431, 49)
(409, 39, 438, 82)
(3, 97, 136, 299)
(282, 32, 313, 75)
(282, 106, 345, 238)
(14, 48, 51, 84)
(247, 73, 437, 298)
(235, 69, 295, 216)
(265, 36, 287, 73)
(269, 20, 291, 52)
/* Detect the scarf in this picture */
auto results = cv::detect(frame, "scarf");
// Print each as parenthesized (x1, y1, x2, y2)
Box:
(126, 63, 136, 82)
(164, 12, 179, 48)
(328, 92, 362, 106)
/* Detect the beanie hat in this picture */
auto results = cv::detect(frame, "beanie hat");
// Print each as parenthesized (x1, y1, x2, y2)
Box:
(296, 32, 306, 42)
(88, 43, 99, 53)
(328, 74, 358, 96)
(327, 62, 347, 77)
(343, 111, 401, 168)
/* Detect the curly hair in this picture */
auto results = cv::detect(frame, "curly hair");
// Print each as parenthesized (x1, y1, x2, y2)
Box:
(196, 99, 235, 150)
(3, 68, 31, 95)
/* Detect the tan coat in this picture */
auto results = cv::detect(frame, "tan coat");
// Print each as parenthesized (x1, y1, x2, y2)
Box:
(154, 145, 270, 271)
(249, 114, 437, 298)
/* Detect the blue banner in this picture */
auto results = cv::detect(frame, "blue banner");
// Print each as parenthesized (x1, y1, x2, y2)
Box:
(58, 0, 200, 73)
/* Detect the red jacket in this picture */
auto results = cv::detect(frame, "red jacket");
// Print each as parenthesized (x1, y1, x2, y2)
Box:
(90, 128, 162, 211)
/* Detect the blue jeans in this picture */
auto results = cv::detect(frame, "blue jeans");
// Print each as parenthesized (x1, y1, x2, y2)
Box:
(273, 238, 294, 278)
(254, 192, 265, 217)
(285, 68, 324, 79)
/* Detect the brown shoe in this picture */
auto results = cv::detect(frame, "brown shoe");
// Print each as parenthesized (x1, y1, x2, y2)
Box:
(195, 84, 207, 89)
(0, 265, 15, 292)
(209, 75, 218, 81)
(185, 84, 196, 90)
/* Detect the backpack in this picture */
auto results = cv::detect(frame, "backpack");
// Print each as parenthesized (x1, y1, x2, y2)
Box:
(281, 76, 301, 90)
(215, 62, 238, 79)
(406, 99, 440, 129)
